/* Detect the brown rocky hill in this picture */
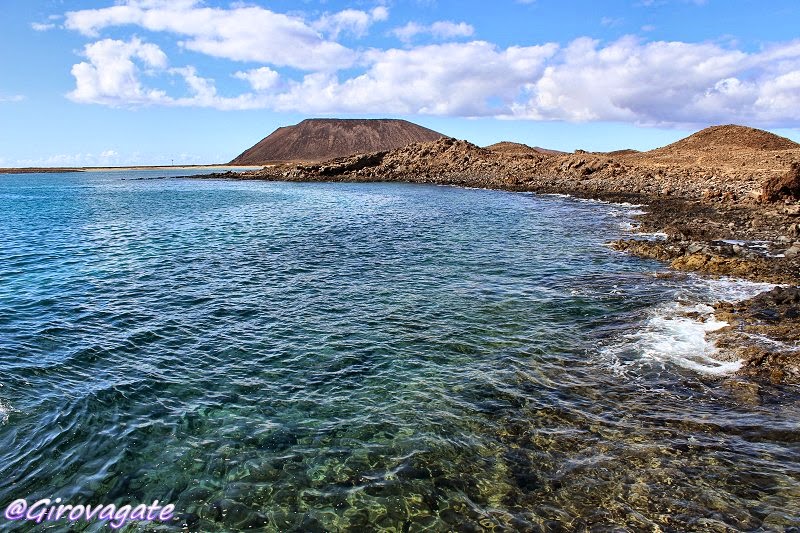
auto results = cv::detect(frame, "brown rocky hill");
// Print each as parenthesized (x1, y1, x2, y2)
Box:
(663, 124, 799, 152)
(623, 124, 800, 174)
(604, 149, 640, 157)
(486, 142, 566, 157)
(230, 118, 445, 165)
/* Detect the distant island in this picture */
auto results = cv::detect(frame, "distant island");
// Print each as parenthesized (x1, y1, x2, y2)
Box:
(0, 167, 85, 174)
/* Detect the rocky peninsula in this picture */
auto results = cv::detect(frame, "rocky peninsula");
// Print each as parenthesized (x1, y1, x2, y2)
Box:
(187, 124, 800, 383)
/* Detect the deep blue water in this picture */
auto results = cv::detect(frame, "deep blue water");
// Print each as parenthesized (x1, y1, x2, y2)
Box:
(0, 170, 798, 531)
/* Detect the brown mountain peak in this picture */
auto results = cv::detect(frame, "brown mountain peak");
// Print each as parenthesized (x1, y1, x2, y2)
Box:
(659, 124, 800, 153)
(230, 118, 445, 165)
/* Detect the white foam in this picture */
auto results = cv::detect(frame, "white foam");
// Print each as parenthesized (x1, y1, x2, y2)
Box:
(720, 239, 769, 248)
(634, 231, 668, 241)
(740, 331, 800, 352)
(540, 193, 644, 209)
(602, 277, 778, 377)
(604, 302, 739, 375)
(685, 277, 776, 304)
(718, 239, 788, 258)
(0, 400, 10, 425)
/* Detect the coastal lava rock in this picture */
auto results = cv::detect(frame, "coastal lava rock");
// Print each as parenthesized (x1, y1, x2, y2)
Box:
(762, 162, 800, 202)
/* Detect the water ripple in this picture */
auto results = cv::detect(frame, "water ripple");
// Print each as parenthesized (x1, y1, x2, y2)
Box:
(0, 172, 798, 531)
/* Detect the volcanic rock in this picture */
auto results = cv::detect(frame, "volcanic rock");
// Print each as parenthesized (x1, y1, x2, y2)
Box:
(762, 162, 800, 202)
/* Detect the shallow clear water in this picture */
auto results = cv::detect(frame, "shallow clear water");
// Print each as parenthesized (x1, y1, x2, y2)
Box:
(0, 171, 798, 531)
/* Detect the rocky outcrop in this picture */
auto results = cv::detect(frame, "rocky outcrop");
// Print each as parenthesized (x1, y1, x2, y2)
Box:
(609, 239, 799, 284)
(762, 162, 800, 202)
(265, 138, 526, 189)
(713, 287, 800, 382)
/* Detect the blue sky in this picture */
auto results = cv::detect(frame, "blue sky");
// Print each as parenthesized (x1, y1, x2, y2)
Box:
(1, 0, 800, 166)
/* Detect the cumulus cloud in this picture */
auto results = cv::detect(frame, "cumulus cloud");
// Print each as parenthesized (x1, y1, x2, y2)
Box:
(390, 21, 475, 43)
(64, 0, 374, 71)
(273, 42, 556, 116)
(510, 36, 800, 125)
(12, 149, 215, 167)
(68, 38, 170, 105)
(68, 37, 269, 110)
(65, 35, 800, 126)
(313, 7, 388, 39)
(234, 67, 280, 92)
(59, 1, 800, 127)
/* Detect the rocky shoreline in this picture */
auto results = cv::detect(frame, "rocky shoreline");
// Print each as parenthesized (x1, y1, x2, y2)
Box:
(182, 129, 800, 383)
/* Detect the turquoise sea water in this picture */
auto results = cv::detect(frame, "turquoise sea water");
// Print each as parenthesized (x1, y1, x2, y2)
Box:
(0, 170, 798, 531)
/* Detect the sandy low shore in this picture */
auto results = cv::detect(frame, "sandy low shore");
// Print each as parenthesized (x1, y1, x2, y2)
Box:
(180, 132, 800, 383)
(0, 165, 260, 175)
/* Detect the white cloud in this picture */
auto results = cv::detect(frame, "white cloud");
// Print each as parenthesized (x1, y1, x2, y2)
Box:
(390, 21, 475, 43)
(0, 94, 25, 103)
(68, 38, 169, 105)
(234, 67, 280, 92)
(59, 1, 800, 127)
(31, 22, 56, 31)
(266, 36, 800, 126)
(272, 41, 557, 116)
(8, 148, 213, 167)
(509, 36, 800, 126)
(12, 150, 121, 167)
(313, 7, 388, 39)
(165, 67, 277, 110)
(600, 17, 623, 27)
(64, 0, 361, 71)
(68, 38, 275, 110)
(64, 35, 800, 126)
